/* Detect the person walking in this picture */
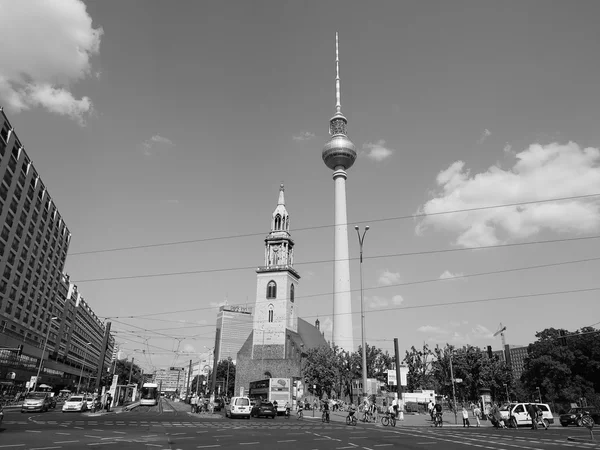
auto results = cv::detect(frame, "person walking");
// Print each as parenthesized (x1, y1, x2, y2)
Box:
(526, 403, 538, 430)
(105, 393, 112, 412)
(473, 404, 481, 427)
(191, 394, 198, 413)
(462, 406, 471, 427)
(428, 400, 435, 421)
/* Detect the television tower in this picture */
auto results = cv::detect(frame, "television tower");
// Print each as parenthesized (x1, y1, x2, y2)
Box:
(322, 33, 357, 350)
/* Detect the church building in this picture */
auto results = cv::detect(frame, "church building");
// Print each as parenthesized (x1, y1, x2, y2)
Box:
(234, 185, 328, 394)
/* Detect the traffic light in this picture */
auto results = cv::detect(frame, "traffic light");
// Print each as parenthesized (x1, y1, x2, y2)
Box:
(487, 346, 493, 359)
(16, 344, 23, 357)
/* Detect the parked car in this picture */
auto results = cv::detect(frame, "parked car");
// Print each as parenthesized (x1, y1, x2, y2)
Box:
(62, 395, 88, 412)
(500, 403, 554, 428)
(560, 407, 600, 427)
(21, 392, 52, 413)
(225, 396, 251, 419)
(250, 400, 277, 419)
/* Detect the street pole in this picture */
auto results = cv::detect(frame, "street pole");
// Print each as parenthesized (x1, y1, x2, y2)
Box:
(186, 359, 192, 398)
(33, 316, 58, 392)
(127, 357, 134, 385)
(505, 383, 510, 402)
(77, 343, 91, 394)
(355, 226, 369, 401)
(225, 358, 230, 398)
(537, 386, 542, 403)
(449, 353, 458, 424)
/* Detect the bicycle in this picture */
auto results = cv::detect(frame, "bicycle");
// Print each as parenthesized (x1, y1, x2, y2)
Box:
(582, 415, 594, 429)
(346, 413, 358, 426)
(434, 412, 443, 427)
(381, 411, 397, 427)
(322, 410, 330, 423)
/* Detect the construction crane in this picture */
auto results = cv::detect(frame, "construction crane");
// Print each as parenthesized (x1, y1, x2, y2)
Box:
(493, 323, 511, 368)
(493, 323, 507, 348)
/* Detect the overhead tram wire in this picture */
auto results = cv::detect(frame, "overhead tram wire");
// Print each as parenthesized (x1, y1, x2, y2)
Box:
(74, 234, 600, 284)
(68, 192, 600, 257)
(103, 254, 600, 321)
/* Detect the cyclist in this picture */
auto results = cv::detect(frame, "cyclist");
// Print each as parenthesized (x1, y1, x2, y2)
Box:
(434, 402, 443, 426)
(347, 402, 357, 425)
(284, 401, 291, 418)
(297, 401, 304, 419)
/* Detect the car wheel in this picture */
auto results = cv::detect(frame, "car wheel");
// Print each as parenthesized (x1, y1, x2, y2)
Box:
(576, 418, 583, 427)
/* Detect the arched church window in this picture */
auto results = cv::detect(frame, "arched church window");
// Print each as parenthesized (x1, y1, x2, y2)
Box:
(274, 214, 281, 230)
(268, 304, 274, 323)
(290, 284, 295, 302)
(266, 281, 277, 299)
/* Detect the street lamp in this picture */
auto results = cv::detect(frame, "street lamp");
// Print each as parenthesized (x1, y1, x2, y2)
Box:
(504, 383, 510, 402)
(77, 342, 92, 394)
(449, 351, 458, 425)
(204, 346, 215, 401)
(33, 316, 58, 391)
(354, 225, 369, 401)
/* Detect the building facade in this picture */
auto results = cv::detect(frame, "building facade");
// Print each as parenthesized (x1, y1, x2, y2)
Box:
(215, 304, 253, 363)
(235, 186, 327, 395)
(153, 367, 188, 395)
(0, 108, 114, 393)
(492, 345, 529, 380)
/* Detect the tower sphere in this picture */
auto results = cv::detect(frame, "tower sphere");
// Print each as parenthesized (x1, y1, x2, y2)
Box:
(322, 117, 357, 170)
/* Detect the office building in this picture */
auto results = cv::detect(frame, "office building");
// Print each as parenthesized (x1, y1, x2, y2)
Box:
(215, 304, 253, 363)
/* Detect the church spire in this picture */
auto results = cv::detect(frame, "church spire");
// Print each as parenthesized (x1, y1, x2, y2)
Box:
(278, 183, 285, 206)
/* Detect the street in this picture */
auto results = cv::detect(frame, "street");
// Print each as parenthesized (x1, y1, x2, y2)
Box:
(0, 400, 598, 450)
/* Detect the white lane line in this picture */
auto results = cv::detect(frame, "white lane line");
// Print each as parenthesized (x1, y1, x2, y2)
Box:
(239, 443, 259, 445)
(54, 440, 80, 444)
(0, 446, 25, 449)
(197, 446, 221, 449)
(30, 447, 62, 450)
(55, 432, 71, 435)
(84, 435, 103, 439)
(277, 440, 297, 443)
(26, 430, 42, 433)
(374, 445, 393, 448)
(87, 443, 118, 447)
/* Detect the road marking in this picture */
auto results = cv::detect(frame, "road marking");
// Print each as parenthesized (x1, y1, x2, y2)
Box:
(87, 443, 118, 446)
(373, 445, 393, 448)
(54, 440, 80, 444)
(84, 435, 103, 439)
(239, 443, 259, 445)
(197, 446, 221, 449)
(0, 445, 25, 448)
(112, 431, 126, 434)
(30, 447, 62, 450)
(277, 440, 297, 443)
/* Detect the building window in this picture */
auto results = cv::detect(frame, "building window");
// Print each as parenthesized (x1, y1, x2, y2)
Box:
(274, 214, 282, 230)
(290, 284, 294, 303)
(268, 304, 274, 323)
(266, 281, 277, 299)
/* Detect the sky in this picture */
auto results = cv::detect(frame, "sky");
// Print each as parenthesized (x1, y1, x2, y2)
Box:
(1, 0, 600, 372)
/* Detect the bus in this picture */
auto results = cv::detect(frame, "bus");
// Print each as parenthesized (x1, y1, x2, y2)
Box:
(140, 383, 159, 406)
(248, 378, 291, 414)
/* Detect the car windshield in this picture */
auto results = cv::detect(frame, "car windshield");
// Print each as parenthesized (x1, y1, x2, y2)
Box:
(68, 396, 84, 402)
(26, 392, 46, 399)
(261, 402, 273, 407)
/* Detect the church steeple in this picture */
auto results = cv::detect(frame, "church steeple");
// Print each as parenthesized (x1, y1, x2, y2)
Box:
(261, 184, 298, 274)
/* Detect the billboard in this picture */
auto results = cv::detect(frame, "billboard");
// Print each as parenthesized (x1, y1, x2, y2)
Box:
(387, 366, 408, 386)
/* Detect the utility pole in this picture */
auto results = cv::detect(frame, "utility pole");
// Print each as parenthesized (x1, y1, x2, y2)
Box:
(186, 359, 192, 398)
(449, 354, 458, 424)
(127, 357, 134, 385)
(95, 321, 111, 394)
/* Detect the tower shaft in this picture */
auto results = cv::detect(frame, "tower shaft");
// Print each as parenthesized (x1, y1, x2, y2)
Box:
(332, 169, 353, 350)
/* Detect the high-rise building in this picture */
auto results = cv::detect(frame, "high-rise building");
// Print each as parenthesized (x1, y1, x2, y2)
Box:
(0, 108, 71, 389)
(321, 34, 357, 351)
(215, 304, 253, 363)
(153, 367, 188, 395)
(492, 345, 529, 380)
(0, 108, 114, 392)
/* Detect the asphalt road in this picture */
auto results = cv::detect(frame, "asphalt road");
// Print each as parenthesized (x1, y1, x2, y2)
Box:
(1, 400, 598, 450)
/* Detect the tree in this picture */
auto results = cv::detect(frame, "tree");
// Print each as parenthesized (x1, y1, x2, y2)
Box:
(520, 327, 600, 409)
(214, 358, 236, 397)
(112, 358, 143, 386)
(404, 344, 435, 391)
(302, 345, 341, 399)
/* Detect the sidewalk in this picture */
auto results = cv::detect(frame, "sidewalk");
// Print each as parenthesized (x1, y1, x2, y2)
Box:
(324, 410, 489, 428)
(163, 399, 223, 420)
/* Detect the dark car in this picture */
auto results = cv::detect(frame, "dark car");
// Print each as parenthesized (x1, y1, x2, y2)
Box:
(560, 407, 600, 427)
(250, 400, 277, 419)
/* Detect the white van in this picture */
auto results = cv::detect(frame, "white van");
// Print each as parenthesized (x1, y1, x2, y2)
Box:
(225, 396, 251, 419)
(501, 403, 554, 427)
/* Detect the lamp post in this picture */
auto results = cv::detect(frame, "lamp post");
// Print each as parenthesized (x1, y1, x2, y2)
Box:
(504, 383, 510, 402)
(77, 342, 92, 394)
(449, 352, 458, 424)
(204, 346, 215, 401)
(354, 225, 369, 401)
(33, 316, 58, 391)
(225, 357, 231, 398)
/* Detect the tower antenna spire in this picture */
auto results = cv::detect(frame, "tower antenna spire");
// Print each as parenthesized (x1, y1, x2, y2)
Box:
(335, 32, 341, 113)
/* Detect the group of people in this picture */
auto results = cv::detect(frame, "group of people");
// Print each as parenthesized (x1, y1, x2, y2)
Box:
(428, 400, 482, 427)
(189, 394, 211, 413)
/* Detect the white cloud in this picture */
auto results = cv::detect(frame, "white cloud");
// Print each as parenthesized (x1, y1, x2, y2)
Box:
(378, 269, 401, 286)
(503, 143, 513, 154)
(416, 142, 600, 247)
(142, 134, 175, 155)
(0, 0, 102, 124)
(439, 270, 465, 280)
(363, 139, 394, 162)
(471, 324, 495, 339)
(366, 294, 404, 309)
(417, 325, 448, 334)
(477, 129, 492, 144)
(293, 131, 315, 141)
(182, 344, 196, 353)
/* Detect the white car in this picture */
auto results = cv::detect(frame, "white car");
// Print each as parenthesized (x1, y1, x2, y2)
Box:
(500, 403, 554, 427)
(62, 395, 88, 412)
(225, 396, 251, 419)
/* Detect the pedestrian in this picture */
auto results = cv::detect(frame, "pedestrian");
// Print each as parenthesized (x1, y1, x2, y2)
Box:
(473, 404, 481, 427)
(392, 396, 399, 419)
(526, 403, 537, 430)
(535, 404, 548, 430)
(428, 400, 435, 421)
(105, 393, 112, 412)
(191, 394, 198, 413)
(462, 406, 471, 427)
